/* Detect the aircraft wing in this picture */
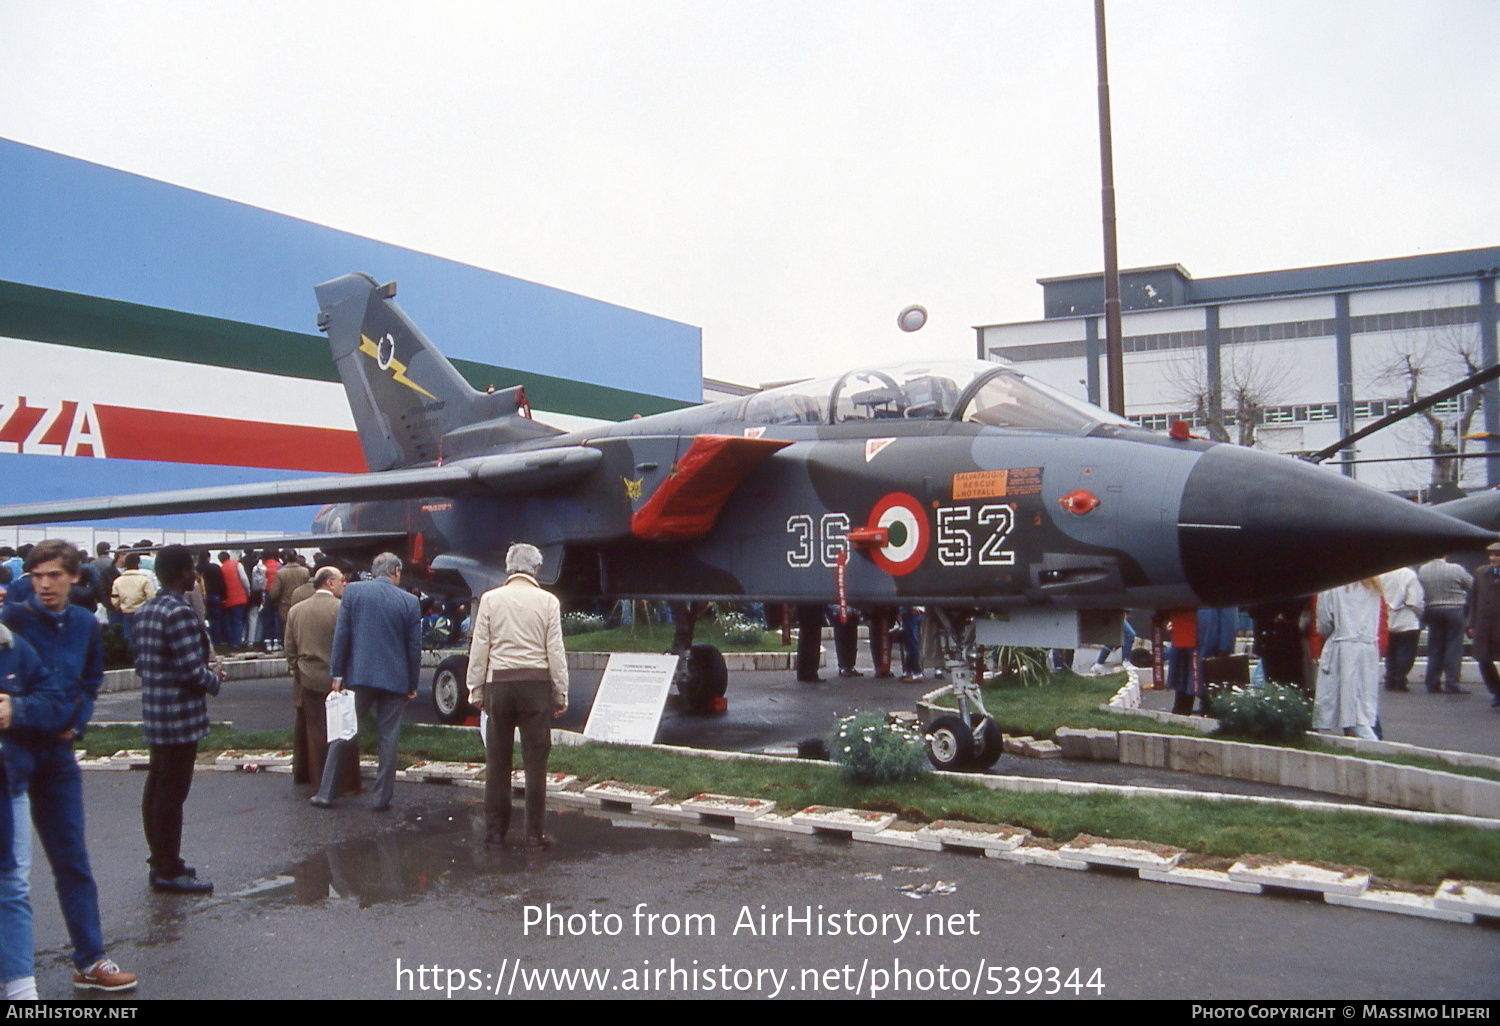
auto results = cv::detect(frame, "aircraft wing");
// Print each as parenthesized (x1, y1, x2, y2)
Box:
(115, 531, 411, 553)
(0, 446, 602, 526)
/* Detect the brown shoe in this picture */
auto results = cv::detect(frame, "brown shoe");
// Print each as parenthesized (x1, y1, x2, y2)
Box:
(522, 834, 555, 850)
(73, 958, 137, 992)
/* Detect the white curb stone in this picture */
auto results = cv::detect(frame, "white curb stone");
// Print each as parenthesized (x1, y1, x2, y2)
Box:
(1054, 728, 1120, 761)
(1061, 835, 1185, 871)
(744, 811, 816, 835)
(791, 805, 897, 834)
(1433, 881, 1500, 918)
(1138, 867, 1263, 894)
(109, 750, 151, 769)
(213, 749, 294, 769)
(918, 820, 1030, 853)
(993, 844, 1089, 870)
(1325, 889, 1475, 923)
(549, 788, 602, 808)
(75, 755, 129, 771)
(1227, 858, 1371, 896)
(508, 771, 578, 792)
(1001, 735, 1035, 755)
(404, 760, 483, 782)
(583, 781, 669, 808)
(636, 803, 703, 824)
(862, 823, 944, 851)
(680, 793, 775, 821)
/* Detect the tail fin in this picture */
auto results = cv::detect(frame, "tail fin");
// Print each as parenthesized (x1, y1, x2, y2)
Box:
(315, 273, 559, 471)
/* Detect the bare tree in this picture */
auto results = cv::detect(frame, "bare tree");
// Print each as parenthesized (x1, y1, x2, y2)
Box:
(1162, 346, 1292, 447)
(1371, 318, 1483, 495)
(1222, 348, 1293, 448)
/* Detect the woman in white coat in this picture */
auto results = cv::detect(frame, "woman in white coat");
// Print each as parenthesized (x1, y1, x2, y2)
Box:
(1314, 578, 1383, 739)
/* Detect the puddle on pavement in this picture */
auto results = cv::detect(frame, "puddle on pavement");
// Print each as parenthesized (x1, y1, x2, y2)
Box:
(237, 805, 714, 908)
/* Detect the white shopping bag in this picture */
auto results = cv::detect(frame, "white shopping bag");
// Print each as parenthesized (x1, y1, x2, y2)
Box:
(325, 689, 358, 742)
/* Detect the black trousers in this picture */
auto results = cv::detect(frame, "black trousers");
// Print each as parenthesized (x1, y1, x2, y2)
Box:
(795, 605, 825, 681)
(484, 680, 553, 839)
(142, 742, 198, 877)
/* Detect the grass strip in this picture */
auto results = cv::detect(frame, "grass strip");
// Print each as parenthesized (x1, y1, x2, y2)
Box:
(945, 671, 1500, 785)
(564, 622, 789, 653)
(79, 722, 1500, 885)
(530, 739, 1500, 887)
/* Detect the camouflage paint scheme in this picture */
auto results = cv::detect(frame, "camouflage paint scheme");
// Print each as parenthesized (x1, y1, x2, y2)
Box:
(305, 275, 1490, 610)
(0, 273, 1491, 614)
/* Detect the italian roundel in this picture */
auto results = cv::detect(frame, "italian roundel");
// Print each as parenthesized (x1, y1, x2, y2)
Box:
(867, 492, 929, 575)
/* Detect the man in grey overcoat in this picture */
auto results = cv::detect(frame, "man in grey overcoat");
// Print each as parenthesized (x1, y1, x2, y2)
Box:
(314, 553, 421, 810)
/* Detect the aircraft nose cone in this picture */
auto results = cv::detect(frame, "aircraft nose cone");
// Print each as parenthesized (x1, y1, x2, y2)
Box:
(1177, 444, 1495, 605)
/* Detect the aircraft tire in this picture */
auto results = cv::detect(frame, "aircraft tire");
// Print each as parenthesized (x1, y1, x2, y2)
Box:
(968, 716, 1003, 770)
(679, 644, 729, 713)
(926, 714, 974, 771)
(432, 654, 473, 725)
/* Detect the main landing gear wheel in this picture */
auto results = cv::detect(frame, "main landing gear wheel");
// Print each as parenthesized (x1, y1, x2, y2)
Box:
(677, 643, 728, 714)
(431, 654, 473, 725)
(926, 714, 974, 771)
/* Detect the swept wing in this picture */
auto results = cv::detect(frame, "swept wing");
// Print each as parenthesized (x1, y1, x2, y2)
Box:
(0, 447, 601, 526)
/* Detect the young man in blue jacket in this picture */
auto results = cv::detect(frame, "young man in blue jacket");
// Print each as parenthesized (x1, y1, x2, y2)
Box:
(2, 540, 136, 992)
(0, 605, 74, 999)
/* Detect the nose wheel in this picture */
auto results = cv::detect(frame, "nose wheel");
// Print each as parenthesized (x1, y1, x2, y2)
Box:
(918, 609, 1002, 771)
(925, 712, 1002, 771)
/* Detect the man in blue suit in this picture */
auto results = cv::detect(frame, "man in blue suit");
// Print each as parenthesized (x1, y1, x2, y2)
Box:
(313, 553, 421, 811)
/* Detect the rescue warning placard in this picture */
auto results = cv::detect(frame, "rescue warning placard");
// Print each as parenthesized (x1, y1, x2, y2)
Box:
(583, 653, 680, 745)
(952, 467, 1042, 500)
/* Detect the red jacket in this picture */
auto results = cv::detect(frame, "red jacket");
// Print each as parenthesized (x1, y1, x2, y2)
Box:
(221, 559, 248, 608)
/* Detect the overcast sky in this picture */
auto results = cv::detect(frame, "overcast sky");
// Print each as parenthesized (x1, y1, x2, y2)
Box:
(3, 1, 1497, 389)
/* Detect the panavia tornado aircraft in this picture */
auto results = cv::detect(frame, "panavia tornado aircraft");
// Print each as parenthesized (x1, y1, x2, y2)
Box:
(0, 274, 1493, 762)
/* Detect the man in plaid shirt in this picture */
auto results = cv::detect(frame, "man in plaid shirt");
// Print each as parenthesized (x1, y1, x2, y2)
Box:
(132, 546, 221, 895)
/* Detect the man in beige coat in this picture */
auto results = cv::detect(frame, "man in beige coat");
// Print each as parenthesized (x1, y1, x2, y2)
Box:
(268, 553, 311, 644)
(466, 543, 568, 849)
(283, 566, 360, 795)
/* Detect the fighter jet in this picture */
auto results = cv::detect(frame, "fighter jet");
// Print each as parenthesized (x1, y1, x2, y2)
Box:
(0, 274, 1491, 749)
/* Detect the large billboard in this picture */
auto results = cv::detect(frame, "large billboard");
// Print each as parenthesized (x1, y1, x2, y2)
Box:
(0, 139, 700, 534)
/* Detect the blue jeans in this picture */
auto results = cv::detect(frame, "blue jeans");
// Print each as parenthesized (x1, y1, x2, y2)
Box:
(0, 792, 30, 982)
(222, 605, 246, 648)
(1097, 618, 1138, 664)
(1385, 630, 1420, 688)
(27, 743, 105, 970)
(259, 600, 281, 646)
(899, 609, 922, 675)
(205, 595, 224, 647)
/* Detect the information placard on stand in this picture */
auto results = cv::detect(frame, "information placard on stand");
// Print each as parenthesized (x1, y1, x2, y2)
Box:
(582, 653, 680, 745)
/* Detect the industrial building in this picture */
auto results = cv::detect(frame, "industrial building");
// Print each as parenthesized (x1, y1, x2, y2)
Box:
(0, 139, 702, 545)
(977, 247, 1500, 497)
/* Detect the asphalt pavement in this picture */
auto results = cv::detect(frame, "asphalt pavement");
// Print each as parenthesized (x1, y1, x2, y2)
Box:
(46, 651, 1499, 1001)
(30, 770, 1500, 1001)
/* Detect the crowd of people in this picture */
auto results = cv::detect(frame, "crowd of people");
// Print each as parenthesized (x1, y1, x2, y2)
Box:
(0, 535, 576, 997)
(793, 604, 936, 683)
(1162, 548, 1500, 739)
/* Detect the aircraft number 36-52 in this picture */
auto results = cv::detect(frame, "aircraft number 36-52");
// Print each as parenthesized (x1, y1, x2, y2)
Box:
(785, 501, 1015, 575)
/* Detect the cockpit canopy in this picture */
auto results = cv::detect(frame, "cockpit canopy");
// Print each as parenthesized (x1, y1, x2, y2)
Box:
(742, 360, 1130, 433)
